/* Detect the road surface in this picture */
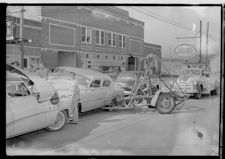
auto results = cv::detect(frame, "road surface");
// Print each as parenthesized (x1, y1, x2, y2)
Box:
(6, 94, 220, 156)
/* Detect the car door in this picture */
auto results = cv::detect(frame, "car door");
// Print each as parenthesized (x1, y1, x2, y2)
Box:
(7, 82, 48, 137)
(84, 79, 104, 111)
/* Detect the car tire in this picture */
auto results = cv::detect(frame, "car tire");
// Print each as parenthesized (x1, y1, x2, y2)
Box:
(156, 93, 175, 114)
(194, 85, 202, 99)
(46, 111, 67, 131)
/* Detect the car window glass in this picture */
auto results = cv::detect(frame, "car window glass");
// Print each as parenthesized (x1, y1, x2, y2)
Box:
(54, 68, 64, 73)
(7, 82, 30, 97)
(103, 80, 110, 87)
(90, 79, 101, 88)
(75, 75, 90, 87)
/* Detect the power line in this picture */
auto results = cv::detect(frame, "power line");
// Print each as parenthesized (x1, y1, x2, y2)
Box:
(142, 8, 192, 31)
(130, 7, 194, 32)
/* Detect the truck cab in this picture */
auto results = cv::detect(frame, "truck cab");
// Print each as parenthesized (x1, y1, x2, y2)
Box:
(173, 63, 219, 99)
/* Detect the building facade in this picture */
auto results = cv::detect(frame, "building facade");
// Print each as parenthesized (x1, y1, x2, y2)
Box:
(6, 6, 163, 72)
(6, 15, 42, 69)
(41, 6, 145, 71)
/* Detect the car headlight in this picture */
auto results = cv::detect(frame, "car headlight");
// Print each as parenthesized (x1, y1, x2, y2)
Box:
(51, 92, 59, 105)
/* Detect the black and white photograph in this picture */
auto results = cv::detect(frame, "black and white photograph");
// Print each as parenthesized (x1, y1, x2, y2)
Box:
(5, 1, 224, 156)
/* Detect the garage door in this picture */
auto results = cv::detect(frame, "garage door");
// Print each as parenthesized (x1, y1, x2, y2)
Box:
(58, 51, 75, 67)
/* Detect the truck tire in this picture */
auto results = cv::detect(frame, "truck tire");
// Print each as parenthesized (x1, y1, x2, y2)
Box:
(194, 85, 202, 99)
(156, 93, 175, 114)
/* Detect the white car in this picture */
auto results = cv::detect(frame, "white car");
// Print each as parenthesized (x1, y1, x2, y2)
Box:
(53, 67, 124, 112)
(6, 64, 70, 139)
(172, 67, 219, 99)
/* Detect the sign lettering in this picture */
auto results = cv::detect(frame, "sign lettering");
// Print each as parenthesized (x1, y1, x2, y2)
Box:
(174, 44, 197, 59)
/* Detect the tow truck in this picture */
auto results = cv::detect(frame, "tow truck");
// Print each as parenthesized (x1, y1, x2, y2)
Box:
(102, 54, 189, 114)
(172, 63, 220, 99)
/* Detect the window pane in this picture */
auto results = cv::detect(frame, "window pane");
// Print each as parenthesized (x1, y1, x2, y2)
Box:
(103, 80, 110, 87)
(123, 36, 126, 47)
(96, 30, 100, 44)
(90, 79, 101, 87)
(119, 35, 122, 47)
(119, 35, 122, 40)
(113, 34, 116, 46)
(107, 33, 111, 45)
(87, 28, 91, 43)
(101, 31, 105, 44)
(82, 27, 86, 42)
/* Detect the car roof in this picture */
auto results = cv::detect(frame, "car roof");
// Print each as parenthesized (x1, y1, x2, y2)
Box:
(55, 67, 112, 80)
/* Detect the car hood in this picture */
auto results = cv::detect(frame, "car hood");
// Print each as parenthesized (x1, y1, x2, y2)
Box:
(113, 79, 135, 88)
(178, 76, 200, 83)
(29, 75, 56, 101)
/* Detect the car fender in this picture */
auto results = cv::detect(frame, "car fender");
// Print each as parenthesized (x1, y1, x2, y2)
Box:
(104, 87, 124, 105)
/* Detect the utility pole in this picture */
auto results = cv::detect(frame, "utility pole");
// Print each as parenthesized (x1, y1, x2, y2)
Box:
(206, 21, 209, 64)
(199, 20, 202, 63)
(19, 6, 25, 69)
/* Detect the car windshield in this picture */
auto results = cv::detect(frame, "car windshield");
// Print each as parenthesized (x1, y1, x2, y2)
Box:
(75, 74, 90, 87)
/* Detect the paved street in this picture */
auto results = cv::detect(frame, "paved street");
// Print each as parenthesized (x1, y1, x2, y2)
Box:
(6, 94, 220, 156)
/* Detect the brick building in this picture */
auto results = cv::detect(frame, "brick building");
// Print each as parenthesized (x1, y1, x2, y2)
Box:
(6, 15, 42, 68)
(41, 6, 145, 71)
(6, 6, 162, 72)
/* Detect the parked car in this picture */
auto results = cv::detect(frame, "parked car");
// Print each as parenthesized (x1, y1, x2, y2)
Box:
(172, 66, 220, 99)
(53, 67, 124, 112)
(6, 64, 70, 139)
(113, 71, 159, 96)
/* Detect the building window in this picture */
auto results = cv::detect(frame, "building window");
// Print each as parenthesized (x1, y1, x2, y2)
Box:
(119, 34, 125, 48)
(81, 27, 91, 44)
(96, 30, 105, 45)
(107, 32, 111, 46)
(121, 56, 123, 60)
(101, 31, 105, 45)
(86, 54, 89, 58)
(113, 56, 115, 60)
(119, 35, 122, 47)
(105, 56, 108, 59)
(97, 54, 99, 59)
(107, 32, 116, 47)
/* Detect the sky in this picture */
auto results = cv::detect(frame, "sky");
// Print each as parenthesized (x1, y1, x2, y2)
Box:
(119, 6, 221, 58)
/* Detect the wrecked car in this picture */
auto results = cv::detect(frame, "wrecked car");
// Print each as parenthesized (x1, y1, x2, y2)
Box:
(6, 64, 70, 139)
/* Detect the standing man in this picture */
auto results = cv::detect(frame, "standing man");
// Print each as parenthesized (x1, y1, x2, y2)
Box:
(38, 62, 49, 80)
(69, 73, 80, 124)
